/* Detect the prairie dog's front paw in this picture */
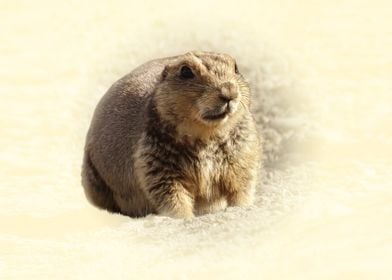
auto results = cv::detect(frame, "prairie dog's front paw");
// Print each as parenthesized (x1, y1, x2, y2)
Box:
(227, 191, 254, 207)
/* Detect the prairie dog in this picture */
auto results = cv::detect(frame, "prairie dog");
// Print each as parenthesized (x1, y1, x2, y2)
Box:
(82, 51, 262, 218)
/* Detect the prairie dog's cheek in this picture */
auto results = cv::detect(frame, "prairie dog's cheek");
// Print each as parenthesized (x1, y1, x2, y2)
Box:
(196, 94, 216, 111)
(196, 99, 208, 116)
(174, 95, 196, 118)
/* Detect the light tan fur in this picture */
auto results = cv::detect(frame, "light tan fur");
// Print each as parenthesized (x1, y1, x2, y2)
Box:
(81, 51, 262, 218)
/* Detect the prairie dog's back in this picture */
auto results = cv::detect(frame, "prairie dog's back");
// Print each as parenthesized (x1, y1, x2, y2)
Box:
(83, 57, 174, 202)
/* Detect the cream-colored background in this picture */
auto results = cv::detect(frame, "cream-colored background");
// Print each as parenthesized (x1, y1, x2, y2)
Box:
(1, 0, 391, 279)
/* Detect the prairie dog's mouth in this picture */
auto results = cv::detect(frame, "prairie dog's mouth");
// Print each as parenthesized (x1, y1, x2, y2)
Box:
(203, 111, 228, 121)
(202, 104, 231, 121)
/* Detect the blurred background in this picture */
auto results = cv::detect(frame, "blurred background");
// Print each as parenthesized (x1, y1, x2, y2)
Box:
(1, 0, 391, 279)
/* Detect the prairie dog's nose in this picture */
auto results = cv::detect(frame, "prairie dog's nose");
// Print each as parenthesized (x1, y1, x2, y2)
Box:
(219, 81, 239, 102)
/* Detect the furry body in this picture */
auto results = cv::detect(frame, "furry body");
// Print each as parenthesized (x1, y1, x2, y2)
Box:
(82, 51, 262, 218)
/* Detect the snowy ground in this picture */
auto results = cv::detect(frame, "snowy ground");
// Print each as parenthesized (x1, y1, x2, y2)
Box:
(1, 0, 391, 279)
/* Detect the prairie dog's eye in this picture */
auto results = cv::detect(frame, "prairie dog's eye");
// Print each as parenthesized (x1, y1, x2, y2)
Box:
(180, 65, 194, 79)
(234, 63, 239, 74)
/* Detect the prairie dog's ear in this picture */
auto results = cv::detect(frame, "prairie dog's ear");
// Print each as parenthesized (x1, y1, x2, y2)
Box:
(160, 61, 181, 81)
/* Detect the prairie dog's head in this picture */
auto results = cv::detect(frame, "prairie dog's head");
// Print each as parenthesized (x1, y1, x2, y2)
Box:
(154, 51, 251, 138)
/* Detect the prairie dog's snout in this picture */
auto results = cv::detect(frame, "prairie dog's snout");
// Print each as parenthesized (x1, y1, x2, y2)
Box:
(218, 81, 239, 112)
(219, 81, 239, 102)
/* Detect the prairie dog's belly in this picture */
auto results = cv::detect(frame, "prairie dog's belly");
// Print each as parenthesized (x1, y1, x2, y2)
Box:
(192, 152, 227, 214)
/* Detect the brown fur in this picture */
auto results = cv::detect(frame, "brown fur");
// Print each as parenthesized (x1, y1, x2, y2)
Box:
(81, 51, 262, 218)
